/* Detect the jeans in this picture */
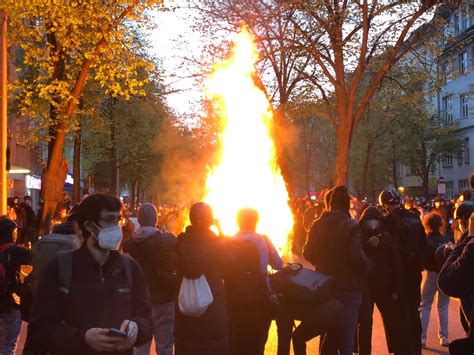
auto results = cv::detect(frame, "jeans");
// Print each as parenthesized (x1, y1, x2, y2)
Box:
(320, 291, 362, 355)
(0, 308, 22, 355)
(420, 271, 450, 340)
(134, 301, 175, 355)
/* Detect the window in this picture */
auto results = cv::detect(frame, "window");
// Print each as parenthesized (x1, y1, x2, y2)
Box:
(465, 137, 470, 164)
(454, 14, 460, 34)
(443, 153, 453, 167)
(461, 94, 470, 118)
(461, 6, 471, 31)
(443, 95, 454, 123)
(446, 181, 454, 199)
(459, 51, 468, 75)
(459, 179, 469, 193)
(458, 149, 464, 165)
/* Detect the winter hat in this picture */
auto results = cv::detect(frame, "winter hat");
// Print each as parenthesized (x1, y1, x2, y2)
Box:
(138, 203, 158, 227)
(0, 217, 17, 244)
(330, 186, 351, 211)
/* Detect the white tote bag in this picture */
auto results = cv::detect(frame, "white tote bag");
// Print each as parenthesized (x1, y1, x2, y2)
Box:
(178, 274, 214, 317)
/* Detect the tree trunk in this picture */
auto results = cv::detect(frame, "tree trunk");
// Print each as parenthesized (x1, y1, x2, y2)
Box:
(362, 141, 374, 196)
(110, 124, 117, 196)
(72, 120, 81, 204)
(333, 124, 351, 186)
(130, 179, 137, 212)
(109, 98, 118, 196)
(392, 158, 398, 189)
(41, 31, 68, 235)
(38, 3, 139, 232)
(136, 178, 142, 206)
(40, 131, 68, 235)
(422, 175, 429, 200)
(421, 142, 430, 199)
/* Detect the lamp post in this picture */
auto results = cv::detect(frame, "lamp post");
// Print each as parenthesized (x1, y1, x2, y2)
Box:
(0, 10, 7, 215)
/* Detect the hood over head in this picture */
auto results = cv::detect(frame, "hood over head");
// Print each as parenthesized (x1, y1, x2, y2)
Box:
(133, 226, 161, 241)
(359, 206, 384, 222)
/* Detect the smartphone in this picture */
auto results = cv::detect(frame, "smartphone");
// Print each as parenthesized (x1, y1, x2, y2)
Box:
(107, 328, 127, 338)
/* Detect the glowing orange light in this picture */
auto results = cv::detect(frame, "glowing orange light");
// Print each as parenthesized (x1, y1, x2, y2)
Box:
(204, 27, 293, 253)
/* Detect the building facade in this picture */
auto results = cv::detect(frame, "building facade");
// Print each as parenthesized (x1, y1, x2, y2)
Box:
(397, 3, 474, 199)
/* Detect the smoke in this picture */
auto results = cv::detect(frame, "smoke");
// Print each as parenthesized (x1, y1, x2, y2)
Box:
(152, 110, 218, 210)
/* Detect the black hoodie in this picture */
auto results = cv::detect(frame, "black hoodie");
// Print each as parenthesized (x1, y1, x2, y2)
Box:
(304, 209, 370, 292)
(174, 226, 230, 351)
(359, 207, 402, 295)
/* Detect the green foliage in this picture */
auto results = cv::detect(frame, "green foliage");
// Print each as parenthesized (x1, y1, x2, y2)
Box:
(4, 0, 163, 143)
(350, 63, 464, 197)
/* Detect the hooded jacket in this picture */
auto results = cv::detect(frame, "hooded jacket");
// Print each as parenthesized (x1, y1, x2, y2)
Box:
(304, 209, 370, 292)
(25, 244, 152, 355)
(123, 226, 177, 304)
(0, 242, 31, 312)
(174, 226, 230, 354)
(359, 207, 402, 295)
(384, 207, 426, 277)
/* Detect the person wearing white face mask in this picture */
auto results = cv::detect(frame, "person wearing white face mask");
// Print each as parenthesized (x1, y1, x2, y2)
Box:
(25, 194, 153, 355)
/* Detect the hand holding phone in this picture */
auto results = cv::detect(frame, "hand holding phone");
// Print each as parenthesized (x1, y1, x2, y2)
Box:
(107, 328, 127, 338)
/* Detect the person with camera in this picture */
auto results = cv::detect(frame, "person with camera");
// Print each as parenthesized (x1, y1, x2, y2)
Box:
(25, 194, 152, 354)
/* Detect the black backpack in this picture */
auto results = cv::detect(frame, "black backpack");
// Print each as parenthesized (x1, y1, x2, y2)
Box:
(224, 238, 268, 306)
(395, 211, 426, 271)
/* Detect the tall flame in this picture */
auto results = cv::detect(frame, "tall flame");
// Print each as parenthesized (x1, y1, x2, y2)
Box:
(204, 27, 293, 253)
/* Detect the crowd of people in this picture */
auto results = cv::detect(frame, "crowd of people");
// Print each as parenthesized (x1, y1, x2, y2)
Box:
(1, 180, 474, 354)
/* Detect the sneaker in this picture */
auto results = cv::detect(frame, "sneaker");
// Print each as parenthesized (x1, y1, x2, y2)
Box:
(440, 337, 449, 347)
(421, 337, 426, 347)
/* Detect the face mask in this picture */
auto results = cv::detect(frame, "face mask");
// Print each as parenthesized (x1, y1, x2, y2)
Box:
(95, 224, 123, 250)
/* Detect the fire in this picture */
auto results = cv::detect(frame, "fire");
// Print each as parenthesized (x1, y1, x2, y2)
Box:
(204, 27, 293, 253)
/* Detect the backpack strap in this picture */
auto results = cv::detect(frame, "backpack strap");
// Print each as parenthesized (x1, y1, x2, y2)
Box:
(57, 251, 73, 295)
(120, 254, 133, 290)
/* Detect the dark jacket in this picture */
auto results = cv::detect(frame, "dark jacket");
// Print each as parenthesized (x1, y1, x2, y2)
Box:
(19, 202, 36, 228)
(359, 207, 402, 295)
(174, 226, 230, 355)
(304, 209, 370, 292)
(25, 244, 152, 355)
(424, 232, 453, 272)
(0, 243, 31, 312)
(384, 207, 426, 277)
(123, 226, 177, 304)
(438, 232, 474, 298)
